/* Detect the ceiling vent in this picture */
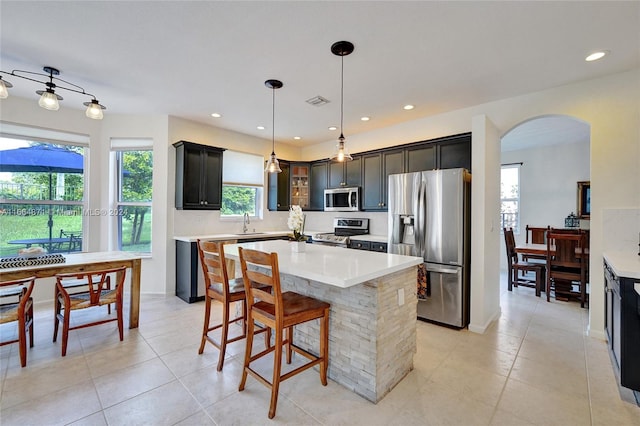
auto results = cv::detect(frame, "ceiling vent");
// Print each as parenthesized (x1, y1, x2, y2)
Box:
(305, 95, 330, 106)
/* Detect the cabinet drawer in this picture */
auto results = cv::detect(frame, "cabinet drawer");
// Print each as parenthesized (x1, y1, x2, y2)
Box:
(370, 242, 388, 252)
(350, 240, 370, 250)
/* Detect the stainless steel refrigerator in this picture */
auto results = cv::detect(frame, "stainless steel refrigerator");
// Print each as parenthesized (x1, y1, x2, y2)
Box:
(388, 168, 471, 328)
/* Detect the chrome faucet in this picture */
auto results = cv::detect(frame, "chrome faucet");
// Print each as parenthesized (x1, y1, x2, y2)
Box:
(243, 212, 250, 233)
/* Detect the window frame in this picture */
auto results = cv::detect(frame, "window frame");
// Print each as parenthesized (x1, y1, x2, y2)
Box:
(112, 142, 153, 255)
(500, 164, 521, 234)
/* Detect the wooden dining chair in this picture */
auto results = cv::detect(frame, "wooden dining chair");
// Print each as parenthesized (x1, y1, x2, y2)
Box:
(503, 227, 545, 296)
(546, 231, 587, 307)
(53, 267, 126, 356)
(197, 240, 270, 371)
(238, 247, 330, 419)
(0, 276, 35, 367)
(522, 225, 550, 265)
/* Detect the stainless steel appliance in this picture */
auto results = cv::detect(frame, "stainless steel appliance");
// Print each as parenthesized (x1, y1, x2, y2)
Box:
(312, 217, 369, 247)
(388, 169, 471, 328)
(324, 187, 360, 212)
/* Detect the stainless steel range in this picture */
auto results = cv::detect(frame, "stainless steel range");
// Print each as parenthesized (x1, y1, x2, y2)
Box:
(312, 218, 369, 247)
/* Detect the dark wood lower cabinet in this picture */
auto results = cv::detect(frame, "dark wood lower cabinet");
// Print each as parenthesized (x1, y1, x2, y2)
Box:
(604, 259, 640, 391)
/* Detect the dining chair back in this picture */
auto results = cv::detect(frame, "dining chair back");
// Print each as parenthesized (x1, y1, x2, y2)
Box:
(53, 267, 126, 356)
(0, 276, 35, 367)
(238, 247, 330, 419)
(504, 227, 545, 296)
(522, 225, 550, 264)
(546, 231, 587, 307)
(196, 239, 270, 371)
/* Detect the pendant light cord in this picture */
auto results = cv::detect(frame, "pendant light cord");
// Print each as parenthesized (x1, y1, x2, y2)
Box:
(340, 54, 344, 140)
(271, 86, 276, 155)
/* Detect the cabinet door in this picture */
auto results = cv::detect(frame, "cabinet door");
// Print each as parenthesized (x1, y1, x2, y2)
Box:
(345, 156, 362, 186)
(201, 148, 222, 209)
(407, 144, 436, 172)
(328, 162, 344, 188)
(310, 161, 328, 211)
(362, 153, 382, 210)
(382, 150, 405, 209)
(268, 161, 290, 211)
(291, 163, 310, 209)
(182, 147, 203, 208)
(439, 138, 471, 171)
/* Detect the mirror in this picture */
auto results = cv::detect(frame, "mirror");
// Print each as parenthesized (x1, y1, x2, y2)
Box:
(577, 181, 590, 219)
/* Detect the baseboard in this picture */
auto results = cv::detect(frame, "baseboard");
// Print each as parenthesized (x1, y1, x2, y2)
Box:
(468, 307, 501, 334)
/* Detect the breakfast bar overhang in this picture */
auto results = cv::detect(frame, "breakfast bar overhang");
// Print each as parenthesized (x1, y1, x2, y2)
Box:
(224, 239, 423, 403)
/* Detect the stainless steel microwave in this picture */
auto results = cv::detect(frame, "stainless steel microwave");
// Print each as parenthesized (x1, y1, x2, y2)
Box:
(324, 187, 360, 211)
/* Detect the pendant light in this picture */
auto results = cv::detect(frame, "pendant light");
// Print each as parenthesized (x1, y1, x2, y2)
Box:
(330, 40, 355, 162)
(264, 79, 283, 173)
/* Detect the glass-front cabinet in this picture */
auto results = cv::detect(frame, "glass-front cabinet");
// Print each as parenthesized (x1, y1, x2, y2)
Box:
(290, 163, 309, 209)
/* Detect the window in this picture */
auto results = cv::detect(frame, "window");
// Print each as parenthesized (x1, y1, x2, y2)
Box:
(0, 135, 86, 257)
(500, 164, 520, 233)
(221, 150, 264, 218)
(111, 139, 153, 253)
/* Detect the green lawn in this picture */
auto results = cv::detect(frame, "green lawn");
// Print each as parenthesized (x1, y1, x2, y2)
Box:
(0, 212, 151, 257)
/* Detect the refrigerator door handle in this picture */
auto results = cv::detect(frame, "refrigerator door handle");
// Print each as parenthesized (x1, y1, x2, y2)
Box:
(417, 179, 427, 258)
(427, 266, 459, 274)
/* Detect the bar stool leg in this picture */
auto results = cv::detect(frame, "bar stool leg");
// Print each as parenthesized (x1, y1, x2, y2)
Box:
(269, 327, 284, 419)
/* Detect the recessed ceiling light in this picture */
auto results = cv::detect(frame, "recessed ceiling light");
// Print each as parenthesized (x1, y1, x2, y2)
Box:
(328, 126, 338, 131)
(211, 113, 221, 118)
(361, 116, 370, 121)
(585, 50, 608, 62)
(257, 125, 265, 130)
(403, 104, 414, 110)
(294, 136, 301, 140)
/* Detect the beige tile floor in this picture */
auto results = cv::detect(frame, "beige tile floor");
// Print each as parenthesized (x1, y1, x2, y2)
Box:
(2, 274, 640, 425)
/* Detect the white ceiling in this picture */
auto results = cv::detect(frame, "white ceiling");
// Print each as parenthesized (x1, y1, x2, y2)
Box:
(1, 1, 638, 148)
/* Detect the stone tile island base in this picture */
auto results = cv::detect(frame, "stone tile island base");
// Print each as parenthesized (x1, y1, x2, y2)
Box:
(279, 266, 418, 403)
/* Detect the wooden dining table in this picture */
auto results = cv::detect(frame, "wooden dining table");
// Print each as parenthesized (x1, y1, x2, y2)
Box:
(515, 243, 589, 258)
(0, 251, 142, 328)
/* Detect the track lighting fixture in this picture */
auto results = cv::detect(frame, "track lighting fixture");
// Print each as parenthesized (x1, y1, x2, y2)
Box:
(0, 66, 106, 119)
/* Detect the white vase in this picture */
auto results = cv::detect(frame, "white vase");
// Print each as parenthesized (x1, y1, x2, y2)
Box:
(292, 241, 306, 252)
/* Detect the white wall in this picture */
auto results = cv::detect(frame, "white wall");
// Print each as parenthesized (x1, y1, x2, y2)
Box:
(499, 140, 591, 271)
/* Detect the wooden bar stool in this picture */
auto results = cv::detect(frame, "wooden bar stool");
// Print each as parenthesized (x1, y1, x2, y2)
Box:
(196, 240, 270, 371)
(238, 247, 330, 419)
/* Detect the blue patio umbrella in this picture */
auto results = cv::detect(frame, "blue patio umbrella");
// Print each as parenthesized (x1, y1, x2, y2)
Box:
(0, 145, 84, 245)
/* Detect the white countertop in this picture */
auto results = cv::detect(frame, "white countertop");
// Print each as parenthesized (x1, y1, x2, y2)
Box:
(174, 231, 290, 243)
(173, 230, 328, 243)
(603, 251, 640, 280)
(224, 239, 422, 288)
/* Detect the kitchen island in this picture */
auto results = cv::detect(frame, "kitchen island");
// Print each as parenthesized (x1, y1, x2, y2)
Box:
(224, 239, 422, 403)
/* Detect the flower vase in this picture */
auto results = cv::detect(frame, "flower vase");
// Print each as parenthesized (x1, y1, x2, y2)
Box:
(292, 241, 306, 253)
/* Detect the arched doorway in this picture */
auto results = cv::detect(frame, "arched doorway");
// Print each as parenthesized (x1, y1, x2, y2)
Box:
(499, 114, 591, 278)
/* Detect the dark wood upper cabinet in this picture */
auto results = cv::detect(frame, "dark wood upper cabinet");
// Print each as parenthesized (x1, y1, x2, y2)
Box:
(174, 141, 224, 210)
(362, 149, 404, 211)
(329, 156, 361, 188)
(310, 161, 329, 211)
(438, 137, 471, 170)
(406, 144, 437, 172)
(267, 160, 290, 211)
